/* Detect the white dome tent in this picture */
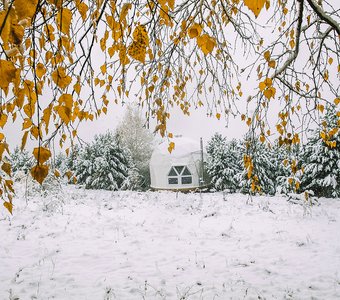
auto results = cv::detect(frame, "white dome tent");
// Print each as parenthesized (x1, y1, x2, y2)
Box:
(149, 137, 206, 191)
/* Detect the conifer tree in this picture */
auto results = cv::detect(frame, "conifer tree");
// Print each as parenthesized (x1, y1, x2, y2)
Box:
(239, 137, 277, 195)
(74, 132, 132, 190)
(206, 134, 242, 192)
(10, 146, 33, 174)
(301, 106, 340, 198)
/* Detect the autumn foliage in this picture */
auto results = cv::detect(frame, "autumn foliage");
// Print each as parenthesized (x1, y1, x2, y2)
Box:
(0, 0, 339, 212)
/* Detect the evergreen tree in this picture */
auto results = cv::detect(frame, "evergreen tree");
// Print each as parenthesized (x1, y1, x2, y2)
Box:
(74, 132, 133, 190)
(10, 146, 33, 174)
(300, 106, 340, 198)
(238, 137, 277, 195)
(206, 134, 242, 192)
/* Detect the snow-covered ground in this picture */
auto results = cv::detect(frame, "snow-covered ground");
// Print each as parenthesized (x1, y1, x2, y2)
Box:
(1, 183, 340, 299)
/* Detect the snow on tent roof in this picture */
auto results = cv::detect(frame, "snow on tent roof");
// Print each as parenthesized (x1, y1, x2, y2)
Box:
(154, 137, 201, 158)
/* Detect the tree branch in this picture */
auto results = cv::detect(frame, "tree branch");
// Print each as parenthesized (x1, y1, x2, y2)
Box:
(306, 0, 340, 35)
(272, 0, 304, 78)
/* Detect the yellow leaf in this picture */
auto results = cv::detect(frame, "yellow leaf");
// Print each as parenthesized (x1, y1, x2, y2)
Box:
(57, 8, 72, 36)
(334, 98, 340, 105)
(247, 168, 252, 179)
(31, 127, 40, 139)
(2, 162, 11, 176)
(268, 60, 276, 68)
(244, 0, 266, 17)
(197, 34, 216, 55)
(108, 46, 115, 58)
(31, 165, 49, 185)
(128, 41, 146, 63)
(320, 131, 326, 140)
(10, 23, 25, 45)
(263, 50, 270, 61)
(76, 2, 88, 21)
(33, 147, 51, 164)
(100, 64, 107, 75)
(36, 63, 46, 79)
(54, 169, 61, 178)
(21, 131, 29, 150)
(259, 82, 266, 91)
(289, 39, 295, 49)
(52, 67, 72, 89)
(0, 10, 24, 45)
(188, 23, 202, 39)
(42, 105, 52, 134)
(265, 0, 270, 10)
(317, 104, 324, 113)
(119, 45, 130, 65)
(65, 170, 73, 180)
(14, 0, 38, 21)
(120, 3, 132, 21)
(57, 94, 73, 124)
(216, 113, 221, 120)
(263, 86, 276, 100)
(259, 135, 265, 143)
(263, 77, 272, 87)
(0, 114, 8, 128)
(3, 201, 13, 214)
(23, 103, 35, 118)
(0, 11, 12, 45)
(132, 25, 149, 46)
(323, 70, 329, 81)
(328, 57, 333, 65)
(0, 60, 17, 92)
(74, 82, 81, 95)
(168, 141, 175, 153)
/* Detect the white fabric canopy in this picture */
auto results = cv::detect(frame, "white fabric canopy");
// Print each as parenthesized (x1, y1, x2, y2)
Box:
(149, 137, 204, 190)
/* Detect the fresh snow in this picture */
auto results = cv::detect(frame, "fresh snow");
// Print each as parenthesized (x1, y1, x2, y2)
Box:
(1, 183, 340, 299)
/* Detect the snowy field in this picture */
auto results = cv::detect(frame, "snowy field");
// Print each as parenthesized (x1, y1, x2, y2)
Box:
(1, 183, 340, 300)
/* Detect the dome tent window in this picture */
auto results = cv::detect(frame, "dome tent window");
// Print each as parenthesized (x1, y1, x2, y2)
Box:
(168, 166, 192, 185)
(149, 136, 207, 191)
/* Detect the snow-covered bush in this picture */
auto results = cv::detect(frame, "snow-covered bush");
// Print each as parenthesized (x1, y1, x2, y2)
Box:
(74, 131, 133, 190)
(53, 145, 80, 183)
(206, 134, 242, 192)
(300, 106, 340, 198)
(14, 170, 62, 198)
(274, 144, 303, 195)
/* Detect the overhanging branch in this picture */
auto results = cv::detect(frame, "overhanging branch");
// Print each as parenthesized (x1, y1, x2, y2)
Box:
(306, 0, 340, 35)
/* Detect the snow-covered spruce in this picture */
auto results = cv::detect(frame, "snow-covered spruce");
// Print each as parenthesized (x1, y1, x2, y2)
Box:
(301, 106, 340, 198)
(73, 131, 135, 190)
(237, 137, 277, 195)
(206, 134, 242, 192)
(9, 146, 33, 174)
